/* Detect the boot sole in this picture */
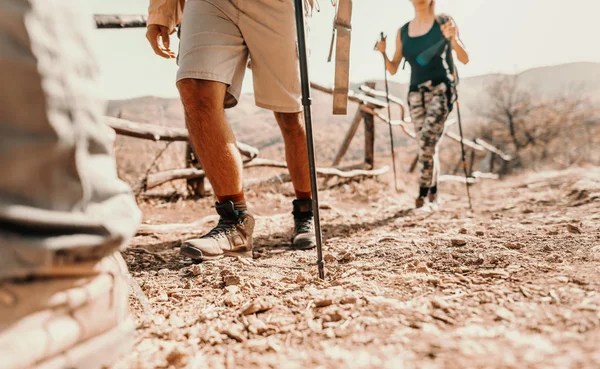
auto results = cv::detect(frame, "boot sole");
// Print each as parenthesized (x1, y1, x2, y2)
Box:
(180, 245, 253, 261)
(292, 240, 317, 251)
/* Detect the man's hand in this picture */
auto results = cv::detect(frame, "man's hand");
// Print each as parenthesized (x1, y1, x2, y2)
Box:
(146, 24, 176, 59)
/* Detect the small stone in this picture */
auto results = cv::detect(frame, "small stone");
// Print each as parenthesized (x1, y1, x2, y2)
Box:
(546, 254, 563, 263)
(415, 262, 430, 273)
(224, 326, 246, 342)
(592, 246, 600, 261)
(165, 348, 189, 368)
(224, 285, 240, 294)
(505, 243, 523, 250)
(475, 231, 485, 236)
(295, 271, 310, 284)
(479, 269, 509, 279)
(572, 277, 589, 286)
(189, 264, 202, 276)
(547, 230, 559, 236)
(549, 290, 561, 304)
(459, 228, 468, 234)
(431, 311, 455, 325)
(324, 253, 337, 263)
(567, 224, 582, 234)
(224, 274, 243, 286)
(555, 276, 569, 283)
(224, 293, 242, 307)
(240, 297, 275, 315)
(157, 291, 169, 302)
(324, 328, 335, 338)
(169, 313, 185, 328)
(315, 298, 333, 308)
(157, 268, 169, 276)
(323, 310, 345, 322)
(340, 294, 358, 305)
(522, 209, 534, 214)
(451, 239, 467, 247)
(267, 337, 282, 352)
(337, 251, 356, 263)
(495, 307, 514, 321)
(431, 297, 449, 310)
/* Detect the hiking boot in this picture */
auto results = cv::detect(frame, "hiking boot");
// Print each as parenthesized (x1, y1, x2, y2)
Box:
(292, 199, 316, 250)
(0, 252, 134, 369)
(180, 201, 255, 260)
(428, 192, 440, 211)
(415, 197, 426, 208)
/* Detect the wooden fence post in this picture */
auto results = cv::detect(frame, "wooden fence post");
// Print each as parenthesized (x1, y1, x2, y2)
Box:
(331, 105, 364, 167)
(363, 81, 376, 169)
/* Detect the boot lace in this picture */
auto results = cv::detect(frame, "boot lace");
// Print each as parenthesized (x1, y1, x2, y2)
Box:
(203, 218, 237, 239)
(294, 216, 313, 234)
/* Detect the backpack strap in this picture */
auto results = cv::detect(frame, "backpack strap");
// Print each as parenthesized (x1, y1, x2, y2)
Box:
(399, 22, 409, 42)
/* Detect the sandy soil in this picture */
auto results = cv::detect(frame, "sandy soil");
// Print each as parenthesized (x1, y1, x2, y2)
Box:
(112, 166, 600, 369)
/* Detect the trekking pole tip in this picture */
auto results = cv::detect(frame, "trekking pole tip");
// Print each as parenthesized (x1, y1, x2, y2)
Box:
(317, 260, 325, 280)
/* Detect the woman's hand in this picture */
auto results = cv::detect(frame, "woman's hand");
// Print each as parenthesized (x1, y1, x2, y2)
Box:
(441, 19, 457, 41)
(375, 36, 387, 54)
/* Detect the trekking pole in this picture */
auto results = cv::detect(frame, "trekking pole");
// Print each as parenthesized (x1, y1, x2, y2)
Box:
(378, 32, 400, 192)
(444, 35, 473, 210)
(454, 93, 473, 210)
(293, 0, 325, 279)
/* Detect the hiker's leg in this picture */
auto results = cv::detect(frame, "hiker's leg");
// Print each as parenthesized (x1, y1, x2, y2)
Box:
(177, 79, 244, 200)
(175, 0, 249, 202)
(408, 91, 427, 203)
(274, 112, 315, 249)
(239, 0, 315, 249)
(176, 0, 254, 260)
(0, 1, 139, 367)
(240, 0, 312, 195)
(0, 0, 141, 280)
(419, 84, 450, 189)
(274, 112, 311, 198)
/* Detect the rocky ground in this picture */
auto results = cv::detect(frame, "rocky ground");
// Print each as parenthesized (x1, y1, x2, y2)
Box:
(112, 166, 600, 369)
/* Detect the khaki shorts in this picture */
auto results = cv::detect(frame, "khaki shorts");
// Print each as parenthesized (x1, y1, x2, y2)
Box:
(177, 0, 311, 113)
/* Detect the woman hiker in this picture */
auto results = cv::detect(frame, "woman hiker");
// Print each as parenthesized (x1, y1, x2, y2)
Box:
(375, 0, 469, 208)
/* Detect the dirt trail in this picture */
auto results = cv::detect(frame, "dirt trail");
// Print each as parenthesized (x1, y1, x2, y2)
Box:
(113, 167, 600, 369)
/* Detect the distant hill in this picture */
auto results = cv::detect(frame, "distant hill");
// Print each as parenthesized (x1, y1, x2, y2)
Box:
(107, 62, 600, 184)
(361, 62, 600, 115)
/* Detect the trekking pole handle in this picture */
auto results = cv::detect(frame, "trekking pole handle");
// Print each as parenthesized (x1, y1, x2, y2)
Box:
(374, 31, 385, 51)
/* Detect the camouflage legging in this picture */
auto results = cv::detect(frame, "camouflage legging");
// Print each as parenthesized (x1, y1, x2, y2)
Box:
(408, 81, 453, 189)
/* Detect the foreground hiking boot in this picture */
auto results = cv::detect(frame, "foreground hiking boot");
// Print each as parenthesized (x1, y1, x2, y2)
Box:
(292, 199, 316, 250)
(180, 201, 255, 260)
(415, 197, 426, 208)
(0, 252, 134, 369)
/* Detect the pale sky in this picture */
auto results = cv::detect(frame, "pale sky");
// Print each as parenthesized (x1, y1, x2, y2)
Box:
(88, 0, 599, 100)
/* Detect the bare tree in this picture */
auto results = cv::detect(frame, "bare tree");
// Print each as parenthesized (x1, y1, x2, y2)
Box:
(476, 75, 541, 158)
(475, 75, 597, 172)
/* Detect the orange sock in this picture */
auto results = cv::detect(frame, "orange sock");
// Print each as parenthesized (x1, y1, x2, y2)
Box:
(217, 193, 247, 211)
